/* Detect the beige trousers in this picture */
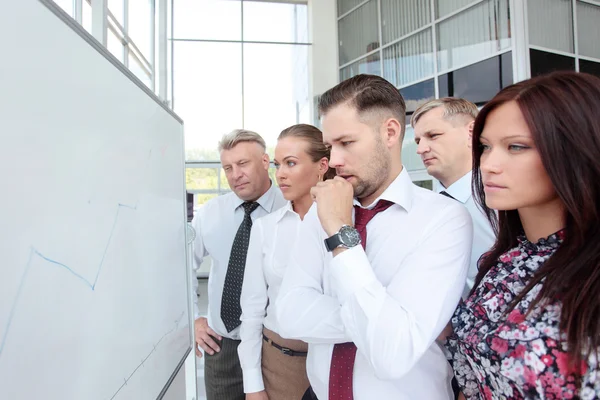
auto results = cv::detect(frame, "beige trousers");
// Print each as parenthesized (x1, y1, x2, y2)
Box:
(262, 327, 310, 400)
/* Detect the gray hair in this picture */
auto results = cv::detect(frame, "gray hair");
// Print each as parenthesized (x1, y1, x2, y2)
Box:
(410, 97, 479, 128)
(218, 129, 266, 152)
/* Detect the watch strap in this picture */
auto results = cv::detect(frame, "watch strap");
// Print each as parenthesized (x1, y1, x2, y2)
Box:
(324, 233, 343, 252)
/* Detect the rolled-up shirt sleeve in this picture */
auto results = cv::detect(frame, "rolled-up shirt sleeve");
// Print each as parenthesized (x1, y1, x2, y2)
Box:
(238, 220, 268, 393)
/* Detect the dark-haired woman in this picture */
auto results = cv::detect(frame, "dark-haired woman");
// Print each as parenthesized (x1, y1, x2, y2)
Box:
(447, 71, 600, 399)
(237, 124, 334, 400)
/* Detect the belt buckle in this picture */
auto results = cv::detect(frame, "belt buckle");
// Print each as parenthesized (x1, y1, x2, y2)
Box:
(281, 347, 293, 356)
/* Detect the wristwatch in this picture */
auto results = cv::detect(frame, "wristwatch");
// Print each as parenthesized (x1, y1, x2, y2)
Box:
(324, 225, 361, 252)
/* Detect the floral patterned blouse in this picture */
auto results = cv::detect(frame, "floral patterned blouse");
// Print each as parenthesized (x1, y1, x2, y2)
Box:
(446, 230, 600, 399)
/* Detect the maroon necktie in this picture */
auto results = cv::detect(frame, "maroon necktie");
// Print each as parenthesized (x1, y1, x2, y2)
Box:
(328, 200, 394, 399)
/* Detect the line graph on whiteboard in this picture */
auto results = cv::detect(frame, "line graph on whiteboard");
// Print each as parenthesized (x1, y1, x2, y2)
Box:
(0, 149, 187, 400)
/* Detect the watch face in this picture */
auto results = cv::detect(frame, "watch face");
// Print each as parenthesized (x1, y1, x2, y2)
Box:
(339, 225, 361, 247)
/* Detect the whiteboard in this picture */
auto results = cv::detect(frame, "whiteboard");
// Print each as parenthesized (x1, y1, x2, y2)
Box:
(0, 1, 193, 399)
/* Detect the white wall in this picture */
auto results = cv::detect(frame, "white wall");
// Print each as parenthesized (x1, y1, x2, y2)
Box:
(308, 0, 339, 123)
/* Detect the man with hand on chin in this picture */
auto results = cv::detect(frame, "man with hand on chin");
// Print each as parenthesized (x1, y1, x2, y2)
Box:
(276, 75, 473, 400)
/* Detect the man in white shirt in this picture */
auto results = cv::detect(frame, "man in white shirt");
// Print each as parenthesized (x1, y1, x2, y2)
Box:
(191, 129, 286, 400)
(412, 98, 495, 298)
(276, 75, 473, 400)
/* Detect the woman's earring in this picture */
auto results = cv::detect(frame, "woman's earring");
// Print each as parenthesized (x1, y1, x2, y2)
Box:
(318, 174, 322, 181)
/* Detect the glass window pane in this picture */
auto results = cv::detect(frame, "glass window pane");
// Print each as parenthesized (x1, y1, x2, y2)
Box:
(438, 52, 513, 104)
(186, 167, 218, 191)
(220, 169, 230, 190)
(577, 1, 600, 59)
(54, 0, 74, 16)
(437, 0, 510, 72)
(243, 2, 308, 43)
(128, 53, 152, 88)
(128, 0, 152, 59)
(529, 49, 575, 77)
(338, 1, 379, 65)
(435, 0, 479, 19)
(580, 59, 600, 78)
(173, 0, 241, 41)
(338, 0, 367, 16)
(173, 42, 243, 156)
(402, 126, 426, 171)
(528, 0, 573, 53)
(400, 79, 435, 114)
(381, 0, 430, 44)
(82, 0, 92, 33)
(108, 0, 124, 26)
(340, 52, 381, 81)
(501, 51, 513, 88)
(194, 193, 218, 207)
(383, 29, 433, 87)
(243, 44, 310, 149)
(108, 27, 124, 62)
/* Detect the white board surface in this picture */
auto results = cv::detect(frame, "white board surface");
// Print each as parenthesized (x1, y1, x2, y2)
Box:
(0, 1, 192, 399)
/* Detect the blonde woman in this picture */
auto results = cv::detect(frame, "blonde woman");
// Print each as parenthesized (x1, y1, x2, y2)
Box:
(238, 124, 334, 400)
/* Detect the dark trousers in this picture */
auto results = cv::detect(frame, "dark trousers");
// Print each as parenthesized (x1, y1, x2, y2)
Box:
(204, 336, 244, 400)
(302, 386, 318, 400)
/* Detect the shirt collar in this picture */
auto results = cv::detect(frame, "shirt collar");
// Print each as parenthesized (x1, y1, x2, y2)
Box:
(353, 167, 413, 212)
(233, 180, 278, 212)
(274, 201, 295, 223)
(438, 171, 472, 204)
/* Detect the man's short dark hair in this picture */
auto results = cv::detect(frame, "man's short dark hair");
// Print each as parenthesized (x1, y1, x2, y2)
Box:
(318, 74, 406, 137)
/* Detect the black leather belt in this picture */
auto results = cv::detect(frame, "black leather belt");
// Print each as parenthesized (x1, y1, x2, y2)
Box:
(263, 334, 307, 357)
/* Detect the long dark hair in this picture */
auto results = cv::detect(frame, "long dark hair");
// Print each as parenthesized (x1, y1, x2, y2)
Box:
(472, 71, 600, 372)
(278, 124, 336, 180)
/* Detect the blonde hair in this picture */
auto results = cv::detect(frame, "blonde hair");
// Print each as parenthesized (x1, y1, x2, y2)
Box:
(410, 97, 479, 128)
(218, 129, 266, 152)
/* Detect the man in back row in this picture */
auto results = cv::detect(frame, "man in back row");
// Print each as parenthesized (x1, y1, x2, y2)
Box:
(276, 74, 473, 399)
(412, 98, 495, 298)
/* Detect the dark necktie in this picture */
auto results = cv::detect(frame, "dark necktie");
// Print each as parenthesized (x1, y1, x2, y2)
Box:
(328, 200, 394, 400)
(440, 190, 456, 200)
(221, 201, 260, 332)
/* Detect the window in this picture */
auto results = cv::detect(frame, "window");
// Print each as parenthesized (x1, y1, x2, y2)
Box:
(381, 0, 431, 44)
(338, 0, 379, 65)
(400, 79, 435, 114)
(528, 0, 574, 53)
(527, 0, 600, 79)
(340, 52, 381, 81)
(383, 29, 434, 87)
(530, 49, 575, 77)
(580, 59, 600, 78)
(173, 0, 310, 157)
(437, 0, 510, 72)
(439, 52, 513, 105)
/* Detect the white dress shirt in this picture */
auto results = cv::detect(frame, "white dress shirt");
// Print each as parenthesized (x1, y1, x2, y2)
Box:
(276, 168, 473, 400)
(191, 182, 287, 340)
(439, 171, 495, 298)
(238, 202, 301, 393)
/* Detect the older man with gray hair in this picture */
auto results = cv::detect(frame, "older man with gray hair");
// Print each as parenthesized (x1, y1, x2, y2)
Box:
(412, 98, 495, 298)
(191, 129, 286, 400)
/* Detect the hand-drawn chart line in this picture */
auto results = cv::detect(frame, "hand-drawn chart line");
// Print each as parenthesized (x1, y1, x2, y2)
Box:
(109, 311, 186, 400)
(1, 147, 153, 357)
(0, 202, 136, 359)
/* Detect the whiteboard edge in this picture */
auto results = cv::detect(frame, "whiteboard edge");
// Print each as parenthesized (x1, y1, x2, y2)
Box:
(37, 0, 183, 124)
(156, 346, 193, 400)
